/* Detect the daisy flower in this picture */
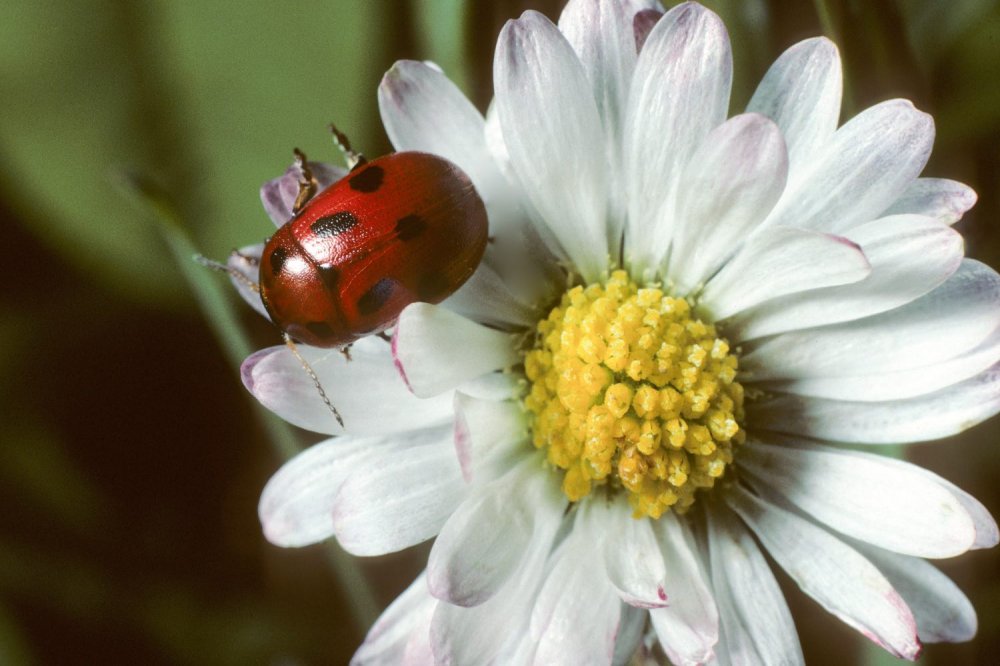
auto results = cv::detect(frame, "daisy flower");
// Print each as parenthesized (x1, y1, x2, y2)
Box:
(236, 1, 999, 663)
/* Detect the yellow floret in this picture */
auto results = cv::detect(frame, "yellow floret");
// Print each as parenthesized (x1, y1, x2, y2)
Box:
(522, 271, 745, 518)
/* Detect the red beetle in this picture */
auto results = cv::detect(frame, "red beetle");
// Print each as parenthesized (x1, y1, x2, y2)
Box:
(259, 136, 488, 349)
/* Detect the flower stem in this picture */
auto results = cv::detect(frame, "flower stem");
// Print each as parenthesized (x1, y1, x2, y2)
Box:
(114, 170, 382, 632)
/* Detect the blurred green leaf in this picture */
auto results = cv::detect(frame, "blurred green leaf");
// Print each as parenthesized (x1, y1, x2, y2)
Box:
(810, 0, 930, 116)
(0, 2, 175, 303)
(152, 1, 393, 256)
(897, 0, 997, 69)
(0, 604, 32, 666)
(934, 8, 1000, 143)
(117, 169, 382, 631)
(0, 422, 106, 537)
(1, 1, 395, 306)
(412, 0, 472, 93)
(702, 0, 773, 109)
(0, 539, 307, 665)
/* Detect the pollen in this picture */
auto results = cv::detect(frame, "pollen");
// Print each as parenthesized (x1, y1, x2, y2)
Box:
(523, 270, 745, 519)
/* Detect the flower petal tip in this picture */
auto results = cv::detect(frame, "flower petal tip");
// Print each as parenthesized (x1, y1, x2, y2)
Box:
(390, 328, 415, 394)
(240, 348, 270, 394)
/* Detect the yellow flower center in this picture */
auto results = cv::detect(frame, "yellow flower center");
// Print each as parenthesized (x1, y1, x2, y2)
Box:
(523, 270, 745, 519)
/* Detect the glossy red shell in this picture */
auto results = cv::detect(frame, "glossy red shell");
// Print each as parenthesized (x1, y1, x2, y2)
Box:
(259, 152, 488, 348)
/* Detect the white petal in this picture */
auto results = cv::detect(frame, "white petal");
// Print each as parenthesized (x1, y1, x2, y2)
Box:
(378, 64, 531, 261)
(762, 99, 934, 235)
(748, 361, 1000, 444)
(741, 259, 1000, 381)
(623, 2, 732, 279)
(726, 485, 921, 660)
(242, 337, 453, 435)
(706, 508, 804, 666)
(490, 211, 569, 308)
(483, 100, 516, 196)
(351, 573, 436, 666)
(739, 440, 979, 558)
(440, 260, 539, 329)
(746, 37, 842, 174)
(856, 545, 977, 644)
(613, 605, 649, 666)
(700, 226, 870, 320)
(430, 515, 556, 664)
(392, 303, 520, 398)
(507, 635, 540, 664)
(559, 0, 655, 126)
(906, 467, 998, 551)
(531, 512, 622, 666)
(558, 0, 658, 256)
(427, 456, 564, 607)
(379, 60, 507, 211)
(495, 11, 609, 282)
(880, 177, 978, 225)
(331, 424, 466, 555)
(258, 435, 378, 547)
(260, 159, 346, 227)
(226, 243, 269, 320)
(484, 100, 578, 305)
(649, 512, 720, 666)
(596, 499, 668, 608)
(456, 371, 522, 401)
(761, 323, 1000, 402)
(668, 113, 789, 293)
(401, 623, 434, 666)
(453, 392, 527, 484)
(728, 215, 964, 341)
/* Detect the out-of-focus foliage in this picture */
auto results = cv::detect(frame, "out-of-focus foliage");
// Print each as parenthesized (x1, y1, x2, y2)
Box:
(0, 0, 998, 664)
(2, 1, 391, 304)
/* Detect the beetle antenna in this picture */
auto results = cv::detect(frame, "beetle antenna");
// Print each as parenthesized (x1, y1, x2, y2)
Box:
(194, 253, 260, 293)
(292, 148, 319, 213)
(328, 124, 367, 170)
(283, 333, 344, 428)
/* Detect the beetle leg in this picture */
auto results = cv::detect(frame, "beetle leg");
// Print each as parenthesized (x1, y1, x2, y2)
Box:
(284, 334, 344, 428)
(328, 124, 367, 170)
(231, 248, 259, 266)
(376, 331, 392, 343)
(292, 148, 319, 213)
(340, 344, 353, 362)
(195, 254, 260, 293)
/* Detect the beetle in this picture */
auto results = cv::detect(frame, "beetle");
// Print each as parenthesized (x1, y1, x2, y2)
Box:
(259, 131, 489, 349)
(200, 128, 490, 426)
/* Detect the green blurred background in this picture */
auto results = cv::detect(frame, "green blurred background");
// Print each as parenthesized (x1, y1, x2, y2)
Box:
(1, 0, 998, 663)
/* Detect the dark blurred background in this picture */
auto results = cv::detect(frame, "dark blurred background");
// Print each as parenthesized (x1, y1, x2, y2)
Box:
(1, 1, 998, 664)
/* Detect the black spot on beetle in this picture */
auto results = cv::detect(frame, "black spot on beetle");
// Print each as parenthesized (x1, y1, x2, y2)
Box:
(317, 264, 339, 291)
(395, 214, 427, 241)
(306, 321, 334, 339)
(311, 211, 359, 237)
(269, 246, 289, 275)
(418, 272, 450, 302)
(349, 165, 384, 193)
(357, 277, 396, 315)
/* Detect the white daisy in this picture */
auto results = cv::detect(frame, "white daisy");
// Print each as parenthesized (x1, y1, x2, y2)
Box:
(236, 1, 999, 663)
